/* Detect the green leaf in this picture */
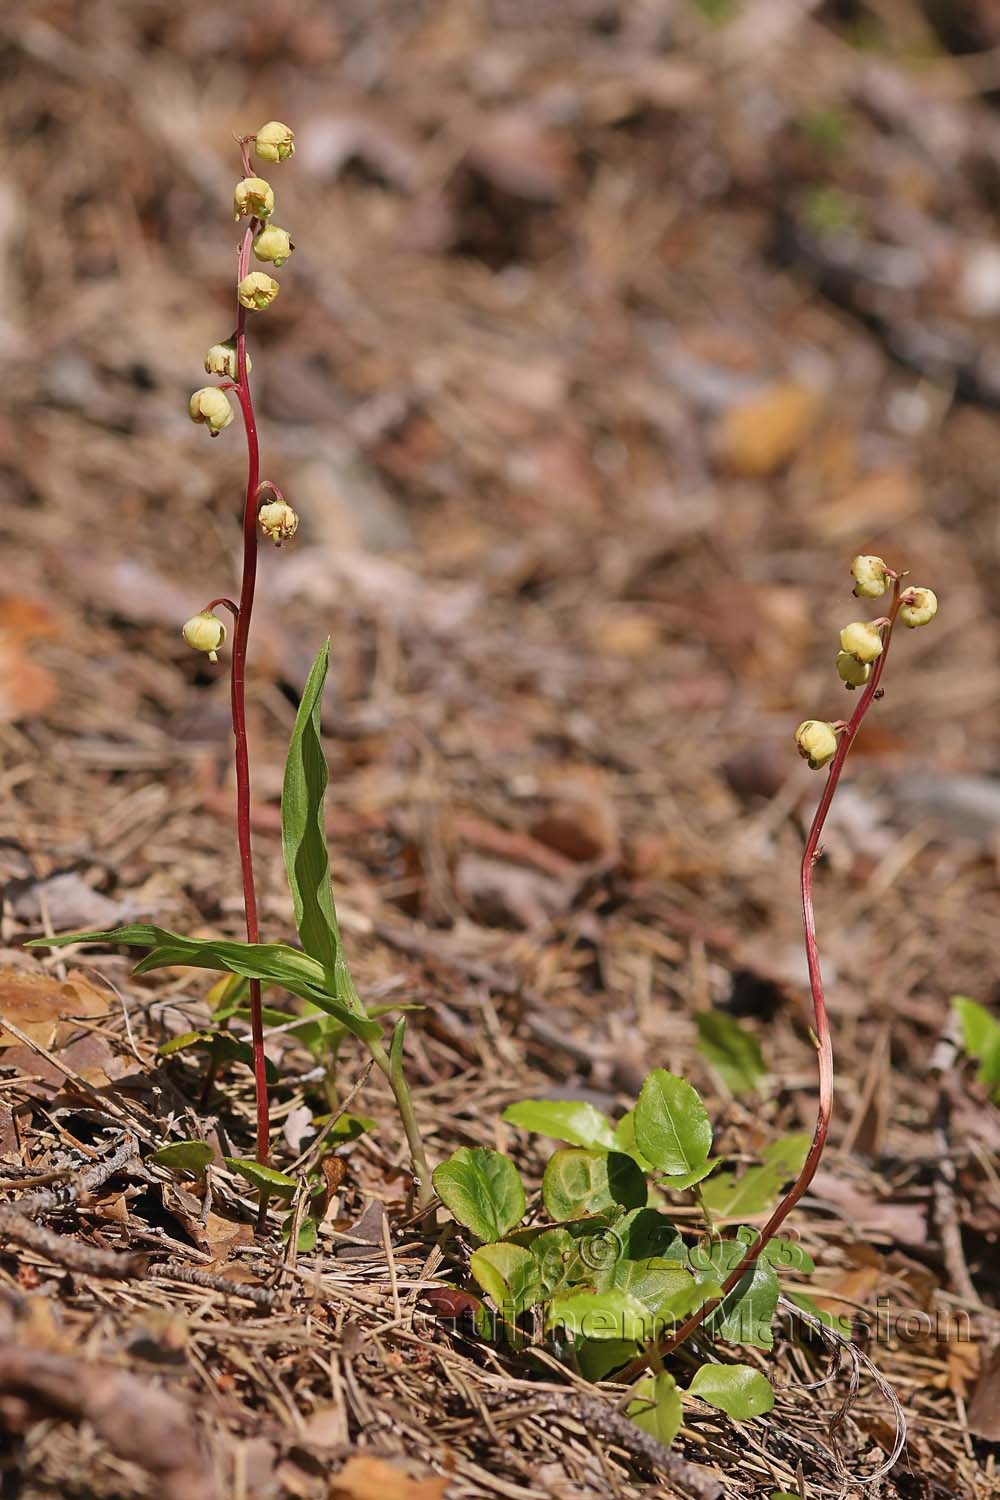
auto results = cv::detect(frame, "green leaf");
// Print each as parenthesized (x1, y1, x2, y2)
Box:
(688, 1363, 775, 1419)
(282, 642, 370, 1030)
(158, 1029, 213, 1057)
(281, 641, 339, 976)
(225, 1158, 298, 1199)
(547, 1289, 654, 1342)
(526, 1227, 589, 1298)
(736, 1226, 815, 1274)
(576, 1338, 641, 1383)
(952, 996, 1000, 1100)
(695, 1011, 767, 1094)
(634, 1069, 712, 1176)
(281, 1214, 318, 1252)
(612, 1207, 686, 1263)
(29, 924, 381, 1041)
(502, 1099, 615, 1150)
(542, 1149, 646, 1221)
(610, 1109, 653, 1170)
(433, 1147, 526, 1242)
(627, 1371, 682, 1446)
(324, 1112, 376, 1144)
(699, 1133, 810, 1220)
(470, 1242, 541, 1315)
(607, 1258, 698, 1317)
(150, 1140, 214, 1175)
(660, 1159, 720, 1192)
(690, 1239, 779, 1350)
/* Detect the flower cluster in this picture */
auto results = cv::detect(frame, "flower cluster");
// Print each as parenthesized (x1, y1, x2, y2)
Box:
(184, 123, 300, 663)
(794, 555, 937, 770)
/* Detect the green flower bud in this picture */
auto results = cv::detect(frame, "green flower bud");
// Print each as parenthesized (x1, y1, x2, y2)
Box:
(204, 340, 251, 379)
(836, 650, 870, 689)
(794, 720, 838, 770)
(234, 177, 274, 221)
(252, 223, 294, 267)
(839, 620, 884, 664)
(188, 385, 234, 436)
(258, 500, 299, 545)
(899, 586, 937, 629)
(237, 272, 280, 311)
(851, 554, 889, 599)
(182, 611, 226, 663)
(254, 121, 295, 163)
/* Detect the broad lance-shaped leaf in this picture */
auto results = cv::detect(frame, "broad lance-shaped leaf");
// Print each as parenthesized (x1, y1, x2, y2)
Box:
(634, 1069, 712, 1176)
(27, 925, 380, 1042)
(432, 1147, 526, 1242)
(282, 640, 366, 1023)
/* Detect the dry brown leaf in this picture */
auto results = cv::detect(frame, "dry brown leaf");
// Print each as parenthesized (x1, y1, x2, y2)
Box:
(160, 1183, 252, 1263)
(0, 640, 56, 724)
(715, 380, 819, 477)
(936, 1339, 979, 1398)
(815, 465, 922, 542)
(0, 969, 111, 1050)
(967, 1342, 1000, 1440)
(531, 767, 620, 864)
(331, 1455, 449, 1500)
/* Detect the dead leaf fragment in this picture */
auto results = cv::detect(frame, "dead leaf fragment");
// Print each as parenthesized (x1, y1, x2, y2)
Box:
(0, 969, 111, 1050)
(332, 1455, 448, 1500)
(967, 1342, 1000, 1440)
(716, 380, 819, 477)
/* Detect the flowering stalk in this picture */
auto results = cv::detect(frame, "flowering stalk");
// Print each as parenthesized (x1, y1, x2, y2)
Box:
(184, 125, 297, 1165)
(620, 560, 937, 1376)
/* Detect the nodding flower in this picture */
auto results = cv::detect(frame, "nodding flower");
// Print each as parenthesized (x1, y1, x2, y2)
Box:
(899, 587, 938, 629)
(188, 386, 234, 436)
(839, 620, 884, 665)
(182, 610, 226, 663)
(254, 121, 295, 163)
(794, 720, 839, 770)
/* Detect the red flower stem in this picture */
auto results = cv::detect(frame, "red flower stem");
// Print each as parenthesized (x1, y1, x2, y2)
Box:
(227, 135, 268, 1164)
(620, 581, 904, 1378)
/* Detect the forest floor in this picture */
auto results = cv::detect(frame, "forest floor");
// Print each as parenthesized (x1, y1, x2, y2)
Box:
(1, 2, 999, 1496)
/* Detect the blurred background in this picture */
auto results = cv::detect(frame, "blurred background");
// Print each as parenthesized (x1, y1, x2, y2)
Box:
(2, 1, 1000, 1166)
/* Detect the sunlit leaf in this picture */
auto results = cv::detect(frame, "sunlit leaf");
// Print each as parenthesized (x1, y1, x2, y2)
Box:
(690, 1239, 779, 1350)
(470, 1242, 540, 1315)
(542, 1149, 646, 1221)
(433, 1147, 525, 1242)
(547, 1288, 654, 1342)
(952, 996, 1000, 1101)
(225, 1157, 298, 1199)
(633, 1069, 712, 1177)
(627, 1371, 682, 1446)
(699, 1133, 810, 1220)
(688, 1363, 774, 1419)
(502, 1099, 615, 1150)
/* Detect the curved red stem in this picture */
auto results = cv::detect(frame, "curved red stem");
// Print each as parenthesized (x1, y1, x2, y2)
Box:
(227, 133, 269, 1164)
(620, 581, 904, 1377)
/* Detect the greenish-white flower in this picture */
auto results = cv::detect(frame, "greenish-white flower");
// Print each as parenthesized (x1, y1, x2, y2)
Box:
(836, 650, 870, 690)
(258, 500, 299, 545)
(839, 620, 884, 664)
(254, 121, 295, 163)
(899, 586, 937, 629)
(252, 223, 294, 267)
(237, 272, 280, 311)
(204, 340, 251, 379)
(188, 385, 234, 436)
(233, 176, 274, 221)
(794, 720, 838, 770)
(182, 611, 226, 663)
(851, 554, 888, 599)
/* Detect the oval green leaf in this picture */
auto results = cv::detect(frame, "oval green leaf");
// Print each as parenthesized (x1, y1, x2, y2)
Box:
(695, 1011, 767, 1094)
(470, 1242, 541, 1315)
(150, 1140, 214, 1175)
(542, 1149, 646, 1221)
(502, 1099, 615, 1150)
(627, 1371, 682, 1446)
(688, 1363, 775, 1419)
(432, 1147, 526, 1242)
(546, 1289, 654, 1342)
(225, 1157, 298, 1199)
(634, 1069, 712, 1176)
